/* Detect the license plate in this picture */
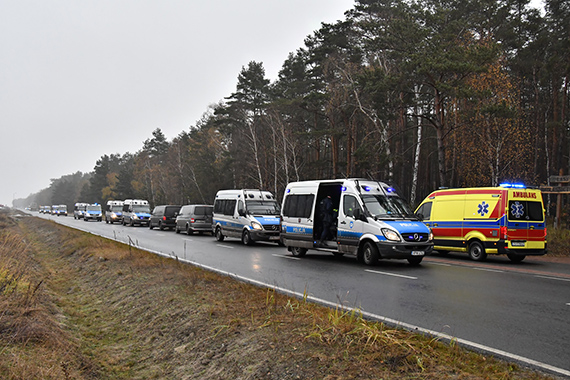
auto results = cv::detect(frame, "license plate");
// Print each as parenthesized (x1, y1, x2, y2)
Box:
(411, 251, 424, 256)
(269, 236, 280, 241)
(511, 241, 526, 247)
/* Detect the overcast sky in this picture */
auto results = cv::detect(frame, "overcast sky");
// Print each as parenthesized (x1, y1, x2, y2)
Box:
(0, 0, 354, 206)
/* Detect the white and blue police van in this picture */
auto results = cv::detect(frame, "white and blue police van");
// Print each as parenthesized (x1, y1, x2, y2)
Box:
(212, 189, 281, 245)
(121, 199, 151, 227)
(280, 179, 433, 265)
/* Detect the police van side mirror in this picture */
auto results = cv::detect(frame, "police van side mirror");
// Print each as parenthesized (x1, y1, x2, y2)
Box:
(238, 208, 246, 217)
(353, 208, 367, 222)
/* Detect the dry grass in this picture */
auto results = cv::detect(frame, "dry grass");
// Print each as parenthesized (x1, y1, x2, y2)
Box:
(0, 212, 559, 379)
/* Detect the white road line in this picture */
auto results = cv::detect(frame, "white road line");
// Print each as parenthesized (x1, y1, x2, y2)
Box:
(183, 238, 194, 242)
(426, 261, 452, 267)
(365, 269, 417, 280)
(272, 254, 300, 260)
(471, 267, 504, 273)
(155, 233, 166, 237)
(566, 303, 570, 306)
(216, 244, 234, 249)
(536, 275, 570, 282)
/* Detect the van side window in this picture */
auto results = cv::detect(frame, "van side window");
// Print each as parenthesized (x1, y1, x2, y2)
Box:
(224, 200, 236, 216)
(283, 194, 314, 218)
(417, 202, 432, 220)
(343, 195, 361, 217)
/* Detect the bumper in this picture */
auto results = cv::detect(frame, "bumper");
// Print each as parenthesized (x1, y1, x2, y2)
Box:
(376, 241, 434, 259)
(495, 241, 547, 256)
(249, 229, 281, 242)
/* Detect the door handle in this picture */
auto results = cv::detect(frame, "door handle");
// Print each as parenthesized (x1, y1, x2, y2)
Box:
(340, 221, 346, 224)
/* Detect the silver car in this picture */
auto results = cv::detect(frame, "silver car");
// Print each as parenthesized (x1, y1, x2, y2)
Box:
(175, 205, 213, 235)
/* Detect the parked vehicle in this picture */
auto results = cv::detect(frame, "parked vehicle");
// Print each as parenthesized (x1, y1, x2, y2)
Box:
(74, 203, 88, 219)
(175, 205, 213, 235)
(122, 199, 151, 227)
(212, 189, 281, 245)
(281, 179, 433, 266)
(83, 203, 103, 222)
(149, 205, 182, 230)
(415, 183, 547, 262)
(105, 200, 124, 224)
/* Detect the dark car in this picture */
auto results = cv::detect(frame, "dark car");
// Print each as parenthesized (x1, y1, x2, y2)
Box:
(175, 204, 213, 235)
(149, 205, 182, 230)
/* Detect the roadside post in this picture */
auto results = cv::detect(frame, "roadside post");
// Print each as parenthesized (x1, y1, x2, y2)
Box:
(539, 172, 570, 228)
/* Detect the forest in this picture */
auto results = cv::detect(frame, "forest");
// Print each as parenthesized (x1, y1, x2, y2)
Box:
(17, 0, 570, 214)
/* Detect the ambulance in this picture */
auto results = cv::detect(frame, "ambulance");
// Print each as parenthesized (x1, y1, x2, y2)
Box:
(415, 184, 547, 262)
(281, 179, 433, 266)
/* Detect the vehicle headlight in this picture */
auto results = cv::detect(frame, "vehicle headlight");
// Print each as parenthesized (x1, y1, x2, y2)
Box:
(429, 229, 434, 241)
(133, 214, 139, 219)
(111, 213, 116, 218)
(251, 221, 263, 230)
(382, 228, 401, 242)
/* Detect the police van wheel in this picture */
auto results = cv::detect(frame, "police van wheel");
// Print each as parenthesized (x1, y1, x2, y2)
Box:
(507, 254, 525, 263)
(215, 227, 224, 242)
(242, 230, 254, 245)
(468, 241, 487, 261)
(407, 257, 423, 266)
(291, 247, 307, 257)
(362, 242, 379, 266)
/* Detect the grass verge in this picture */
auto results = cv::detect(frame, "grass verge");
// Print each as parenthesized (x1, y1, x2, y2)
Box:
(0, 212, 559, 379)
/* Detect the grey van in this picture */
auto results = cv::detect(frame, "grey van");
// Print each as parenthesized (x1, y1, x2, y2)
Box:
(175, 205, 213, 235)
(149, 205, 182, 230)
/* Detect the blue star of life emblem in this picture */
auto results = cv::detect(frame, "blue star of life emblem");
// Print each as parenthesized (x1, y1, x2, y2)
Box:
(477, 201, 489, 216)
(511, 201, 524, 218)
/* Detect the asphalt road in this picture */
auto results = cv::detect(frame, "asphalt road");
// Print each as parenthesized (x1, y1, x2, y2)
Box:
(32, 212, 570, 377)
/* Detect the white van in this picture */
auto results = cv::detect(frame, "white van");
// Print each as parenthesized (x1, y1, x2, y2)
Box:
(281, 179, 433, 265)
(105, 200, 124, 224)
(121, 199, 151, 227)
(212, 189, 281, 245)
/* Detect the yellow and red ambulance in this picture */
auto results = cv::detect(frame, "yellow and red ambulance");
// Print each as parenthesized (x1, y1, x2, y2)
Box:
(415, 184, 547, 262)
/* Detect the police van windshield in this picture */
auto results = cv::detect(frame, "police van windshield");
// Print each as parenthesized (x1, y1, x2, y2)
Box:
(86, 205, 101, 212)
(133, 205, 150, 213)
(362, 195, 416, 219)
(246, 200, 280, 215)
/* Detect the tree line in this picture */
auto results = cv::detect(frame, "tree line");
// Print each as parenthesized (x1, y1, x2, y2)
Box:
(16, 0, 569, 212)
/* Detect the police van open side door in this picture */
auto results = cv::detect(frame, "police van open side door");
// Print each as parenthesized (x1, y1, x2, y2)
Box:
(337, 192, 364, 254)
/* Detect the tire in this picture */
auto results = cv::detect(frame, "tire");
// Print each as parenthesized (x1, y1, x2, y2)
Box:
(507, 254, 525, 263)
(129, 219, 134, 227)
(159, 222, 164, 231)
(105, 219, 109, 224)
(186, 225, 192, 235)
(149, 222, 154, 230)
(468, 241, 487, 261)
(290, 246, 307, 257)
(215, 227, 224, 242)
(242, 230, 254, 245)
(175, 225, 180, 234)
(362, 242, 379, 266)
(407, 257, 423, 266)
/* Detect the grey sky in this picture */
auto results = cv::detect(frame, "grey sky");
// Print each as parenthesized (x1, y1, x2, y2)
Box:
(0, 0, 353, 206)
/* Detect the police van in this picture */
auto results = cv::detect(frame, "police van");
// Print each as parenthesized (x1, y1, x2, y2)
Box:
(73, 203, 89, 219)
(212, 189, 281, 245)
(121, 199, 151, 227)
(415, 183, 547, 262)
(281, 179, 433, 265)
(105, 200, 124, 224)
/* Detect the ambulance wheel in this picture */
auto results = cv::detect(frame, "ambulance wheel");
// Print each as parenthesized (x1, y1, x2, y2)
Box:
(242, 230, 254, 245)
(215, 227, 224, 242)
(362, 242, 379, 266)
(507, 254, 525, 263)
(468, 241, 487, 261)
(290, 247, 307, 257)
(407, 257, 423, 266)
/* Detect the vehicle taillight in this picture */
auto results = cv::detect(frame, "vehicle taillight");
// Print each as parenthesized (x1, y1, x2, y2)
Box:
(191, 218, 195, 223)
(500, 226, 508, 240)
(162, 216, 167, 221)
(544, 227, 547, 238)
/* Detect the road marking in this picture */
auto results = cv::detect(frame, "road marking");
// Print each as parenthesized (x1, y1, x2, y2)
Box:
(183, 238, 194, 242)
(471, 267, 504, 273)
(535, 275, 570, 282)
(426, 262, 452, 267)
(365, 269, 417, 280)
(216, 244, 234, 249)
(272, 254, 300, 260)
(155, 233, 166, 237)
(567, 303, 570, 306)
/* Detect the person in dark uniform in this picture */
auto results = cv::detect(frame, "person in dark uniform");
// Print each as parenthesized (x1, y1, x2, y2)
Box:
(319, 195, 333, 246)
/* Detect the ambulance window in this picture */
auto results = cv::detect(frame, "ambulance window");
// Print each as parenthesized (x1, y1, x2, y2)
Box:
(417, 202, 432, 221)
(343, 195, 361, 217)
(509, 200, 543, 221)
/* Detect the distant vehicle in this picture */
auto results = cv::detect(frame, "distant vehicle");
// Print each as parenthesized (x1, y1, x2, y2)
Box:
(149, 205, 182, 230)
(175, 205, 213, 235)
(415, 183, 547, 262)
(212, 189, 281, 245)
(122, 199, 151, 227)
(74, 203, 89, 219)
(52, 204, 68, 216)
(281, 179, 433, 266)
(105, 200, 124, 224)
(83, 203, 102, 222)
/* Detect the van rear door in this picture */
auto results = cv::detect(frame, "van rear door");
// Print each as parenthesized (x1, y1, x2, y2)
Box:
(507, 190, 545, 249)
